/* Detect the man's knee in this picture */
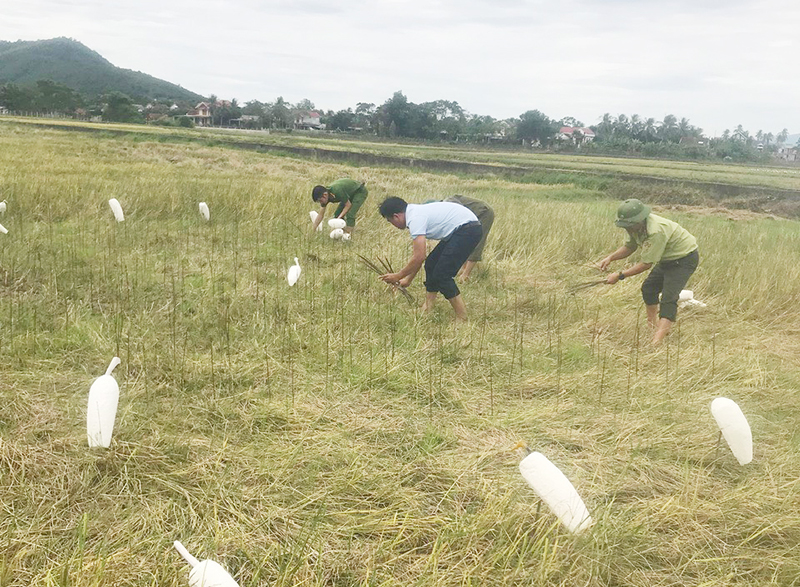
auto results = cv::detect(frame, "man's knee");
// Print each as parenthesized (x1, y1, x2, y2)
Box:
(641, 283, 661, 306)
(440, 279, 460, 300)
(659, 301, 678, 322)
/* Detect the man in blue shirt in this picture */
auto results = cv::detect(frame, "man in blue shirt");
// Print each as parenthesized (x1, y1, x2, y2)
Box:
(378, 197, 482, 320)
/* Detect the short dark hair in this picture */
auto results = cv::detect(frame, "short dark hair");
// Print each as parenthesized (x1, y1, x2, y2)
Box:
(379, 196, 407, 219)
(311, 185, 328, 202)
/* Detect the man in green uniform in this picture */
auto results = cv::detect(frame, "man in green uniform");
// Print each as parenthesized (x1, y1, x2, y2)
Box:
(311, 179, 368, 235)
(445, 195, 495, 282)
(598, 199, 699, 345)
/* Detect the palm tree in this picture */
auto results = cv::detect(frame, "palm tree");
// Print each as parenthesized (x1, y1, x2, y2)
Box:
(777, 128, 789, 144)
(643, 118, 657, 142)
(630, 114, 642, 139)
(678, 118, 692, 139)
(660, 114, 678, 142)
(733, 124, 753, 143)
(597, 113, 615, 139)
(616, 114, 630, 137)
(207, 94, 218, 126)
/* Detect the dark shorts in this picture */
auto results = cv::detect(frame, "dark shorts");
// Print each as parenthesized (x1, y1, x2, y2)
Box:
(424, 222, 483, 299)
(446, 197, 494, 262)
(641, 249, 699, 321)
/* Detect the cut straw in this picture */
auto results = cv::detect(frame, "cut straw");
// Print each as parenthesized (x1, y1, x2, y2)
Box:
(357, 254, 416, 305)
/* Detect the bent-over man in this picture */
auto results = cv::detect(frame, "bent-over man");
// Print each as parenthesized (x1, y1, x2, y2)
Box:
(599, 198, 699, 345)
(445, 195, 495, 282)
(378, 197, 482, 321)
(311, 178, 368, 235)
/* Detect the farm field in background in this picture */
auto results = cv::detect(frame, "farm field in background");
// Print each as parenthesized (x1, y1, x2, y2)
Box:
(8, 117, 800, 192)
(1, 121, 800, 586)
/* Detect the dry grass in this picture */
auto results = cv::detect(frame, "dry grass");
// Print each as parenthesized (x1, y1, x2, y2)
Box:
(0, 121, 799, 586)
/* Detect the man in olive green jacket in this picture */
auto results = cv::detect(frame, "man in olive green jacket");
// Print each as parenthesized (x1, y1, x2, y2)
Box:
(599, 199, 699, 345)
(311, 179, 368, 235)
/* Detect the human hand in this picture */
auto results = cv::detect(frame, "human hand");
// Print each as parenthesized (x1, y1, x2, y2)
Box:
(398, 276, 412, 288)
(606, 272, 620, 285)
(380, 272, 401, 284)
(598, 257, 612, 271)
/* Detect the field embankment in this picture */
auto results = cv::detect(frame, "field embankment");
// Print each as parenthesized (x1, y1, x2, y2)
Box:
(7, 117, 800, 217)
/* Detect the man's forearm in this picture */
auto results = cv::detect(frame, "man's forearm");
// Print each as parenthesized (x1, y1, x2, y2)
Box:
(397, 256, 425, 280)
(336, 201, 352, 218)
(609, 246, 634, 261)
(620, 262, 652, 278)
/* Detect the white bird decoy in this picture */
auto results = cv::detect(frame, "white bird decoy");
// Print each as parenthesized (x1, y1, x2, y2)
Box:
(329, 228, 344, 240)
(710, 397, 753, 465)
(174, 541, 240, 587)
(309, 210, 323, 231)
(328, 218, 346, 230)
(287, 257, 301, 286)
(199, 202, 210, 221)
(515, 442, 592, 533)
(108, 198, 125, 222)
(0, 223, 7, 235)
(87, 357, 121, 448)
(0, 200, 7, 214)
(678, 289, 707, 308)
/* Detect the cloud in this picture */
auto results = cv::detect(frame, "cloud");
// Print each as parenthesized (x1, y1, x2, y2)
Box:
(1, 0, 799, 133)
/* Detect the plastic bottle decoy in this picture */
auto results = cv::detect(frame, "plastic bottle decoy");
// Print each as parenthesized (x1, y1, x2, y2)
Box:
(329, 228, 344, 240)
(0, 200, 7, 214)
(287, 257, 301, 286)
(515, 443, 592, 533)
(328, 218, 346, 229)
(710, 397, 753, 465)
(309, 210, 323, 231)
(173, 541, 240, 587)
(87, 357, 121, 448)
(199, 202, 210, 221)
(108, 198, 125, 222)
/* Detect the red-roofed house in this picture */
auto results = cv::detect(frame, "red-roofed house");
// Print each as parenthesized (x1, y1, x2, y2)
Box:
(294, 111, 324, 130)
(556, 126, 596, 145)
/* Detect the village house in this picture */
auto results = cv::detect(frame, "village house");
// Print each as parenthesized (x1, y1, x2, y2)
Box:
(556, 126, 596, 145)
(777, 146, 798, 162)
(294, 111, 324, 130)
(184, 102, 212, 126)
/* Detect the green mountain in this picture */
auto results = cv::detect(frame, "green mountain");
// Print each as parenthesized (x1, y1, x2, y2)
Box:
(0, 37, 203, 103)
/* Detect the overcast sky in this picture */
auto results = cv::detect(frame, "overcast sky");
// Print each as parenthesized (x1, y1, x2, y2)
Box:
(2, 0, 798, 136)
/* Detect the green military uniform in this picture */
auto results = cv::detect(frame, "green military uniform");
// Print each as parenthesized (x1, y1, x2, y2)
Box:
(446, 195, 494, 262)
(623, 214, 697, 263)
(326, 178, 368, 227)
(624, 213, 699, 322)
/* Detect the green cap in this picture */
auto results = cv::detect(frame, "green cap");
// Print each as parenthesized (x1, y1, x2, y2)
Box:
(615, 199, 651, 227)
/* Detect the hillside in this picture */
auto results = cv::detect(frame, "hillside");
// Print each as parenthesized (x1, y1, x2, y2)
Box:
(0, 37, 203, 103)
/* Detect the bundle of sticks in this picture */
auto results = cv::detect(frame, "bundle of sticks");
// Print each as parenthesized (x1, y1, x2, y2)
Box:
(357, 254, 416, 306)
(567, 278, 607, 294)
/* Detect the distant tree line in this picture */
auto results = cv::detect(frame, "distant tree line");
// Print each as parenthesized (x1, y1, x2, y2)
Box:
(0, 81, 794, 163)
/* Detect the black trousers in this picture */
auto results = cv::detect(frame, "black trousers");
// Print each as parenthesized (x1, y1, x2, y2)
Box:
(641, 249, 699, 321)
(424, 222, 483, 299)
